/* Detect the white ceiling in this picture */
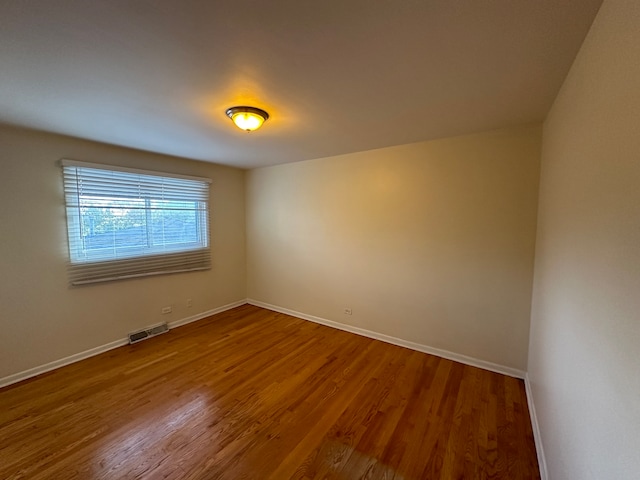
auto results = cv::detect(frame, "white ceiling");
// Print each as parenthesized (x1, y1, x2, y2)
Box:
(0, 0, 602, 169)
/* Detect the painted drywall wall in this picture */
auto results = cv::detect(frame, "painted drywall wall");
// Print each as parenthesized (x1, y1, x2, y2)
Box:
(0, 125, 246, 380)
(528, 0, 640, 478)
(246, 125, 541, 371)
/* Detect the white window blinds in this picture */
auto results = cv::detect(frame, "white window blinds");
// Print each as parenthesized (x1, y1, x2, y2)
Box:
(61, 160, 211, 285)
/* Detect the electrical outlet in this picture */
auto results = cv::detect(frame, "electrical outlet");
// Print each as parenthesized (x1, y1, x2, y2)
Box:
(186, 299, 193, 308)
(344, 308, 352, 315)
(161, 306, 172, 314)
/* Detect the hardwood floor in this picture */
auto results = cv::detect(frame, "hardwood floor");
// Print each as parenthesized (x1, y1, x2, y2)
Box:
(0, 305, 540, 479)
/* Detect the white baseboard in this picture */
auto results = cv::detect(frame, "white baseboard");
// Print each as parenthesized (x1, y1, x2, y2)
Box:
(0, 338, 129, 390)
(167, 299, 247, 329)
(525, 374, 548, 480)
(247, 299, 526, 379)
(0, 299, 247, 389)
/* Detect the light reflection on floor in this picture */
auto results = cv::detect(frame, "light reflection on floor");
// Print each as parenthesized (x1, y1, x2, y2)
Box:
(93, 393, 214, 478)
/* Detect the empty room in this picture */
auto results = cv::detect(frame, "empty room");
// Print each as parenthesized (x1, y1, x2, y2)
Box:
(1, 1, 638, 479)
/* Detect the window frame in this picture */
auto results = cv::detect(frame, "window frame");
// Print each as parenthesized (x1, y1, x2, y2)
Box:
(61, 159, 212, 285)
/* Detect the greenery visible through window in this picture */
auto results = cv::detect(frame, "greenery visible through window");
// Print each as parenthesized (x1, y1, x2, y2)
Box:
(62, 160, 211, 285)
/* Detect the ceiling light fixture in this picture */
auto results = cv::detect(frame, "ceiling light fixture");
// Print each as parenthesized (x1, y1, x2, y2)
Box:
(225, 106, 269, 132)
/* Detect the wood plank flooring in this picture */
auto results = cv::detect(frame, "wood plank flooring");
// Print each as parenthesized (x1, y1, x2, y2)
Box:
(0, 304, 540, 479)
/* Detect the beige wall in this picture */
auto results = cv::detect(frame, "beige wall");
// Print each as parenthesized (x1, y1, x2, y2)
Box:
(0, 125, 246, 380)
(528, 0, 640, 478)
(247, 125, 541, 371)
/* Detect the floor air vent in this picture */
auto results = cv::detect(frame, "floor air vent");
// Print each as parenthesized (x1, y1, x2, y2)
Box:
(128, 323, 169, 344)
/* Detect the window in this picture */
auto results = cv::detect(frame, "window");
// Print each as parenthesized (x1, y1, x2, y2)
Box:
(62, 160, 211, 285)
